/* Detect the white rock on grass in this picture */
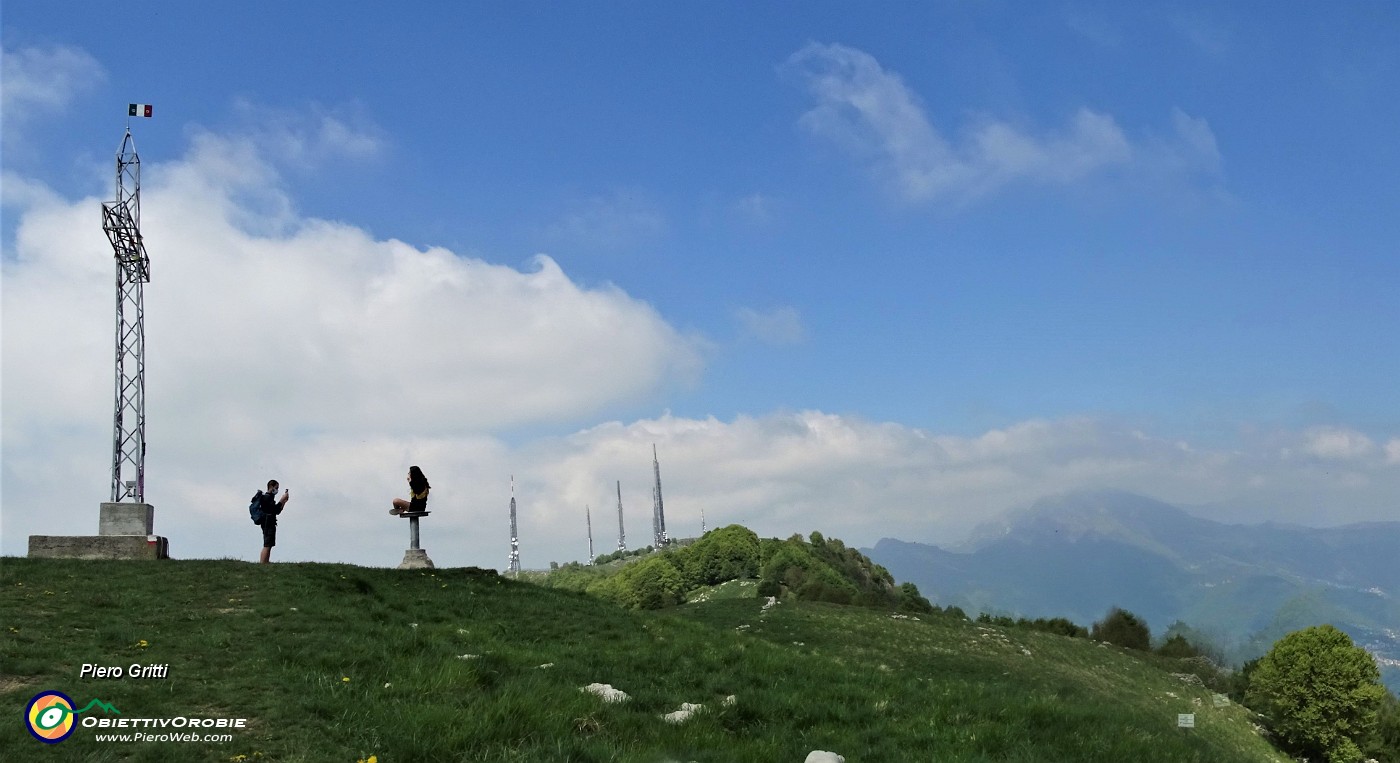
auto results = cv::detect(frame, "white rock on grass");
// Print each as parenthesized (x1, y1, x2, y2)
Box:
(723, 694, 737, 706)
(661, 702, 705, 724)
(580, 683, 630, 703)
(805, 752, 845, 763)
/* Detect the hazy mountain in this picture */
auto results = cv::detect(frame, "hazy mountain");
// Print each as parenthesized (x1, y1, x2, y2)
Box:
(866, 490, 1400, 693)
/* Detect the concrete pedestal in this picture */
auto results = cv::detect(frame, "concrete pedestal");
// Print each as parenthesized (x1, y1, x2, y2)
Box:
(398, 548, 435, 569)
(28, 502, 169, 560)
(396, 511, 434, 569)
(100, 503, 154, 535)
(30, 534, 168, 560)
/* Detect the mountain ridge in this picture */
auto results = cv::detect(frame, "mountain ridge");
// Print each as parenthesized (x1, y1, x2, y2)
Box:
(866, 490, 1400, 693)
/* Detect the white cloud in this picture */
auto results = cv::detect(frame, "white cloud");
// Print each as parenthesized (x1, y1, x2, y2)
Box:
(228, 98, 385, 167)
(489, 413, 1400, 567)
(734, 306, 805, 346)
(1386, 439, 1400, 465)
(0, 43, 105, 150)
(783, 42, 1220, 204)
(1, 108, 704, 565)
(1300, 427, 1377, 462)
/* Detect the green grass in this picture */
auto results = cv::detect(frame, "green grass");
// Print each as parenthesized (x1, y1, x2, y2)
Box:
(1, 558, 1290, 762)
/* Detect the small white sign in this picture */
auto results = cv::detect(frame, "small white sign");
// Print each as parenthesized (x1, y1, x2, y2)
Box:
(1177, 713, 1196, 728)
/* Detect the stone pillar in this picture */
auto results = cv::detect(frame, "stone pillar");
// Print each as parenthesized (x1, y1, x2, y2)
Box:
(397, 513, 434, 569)
(100, 503, 154, 535)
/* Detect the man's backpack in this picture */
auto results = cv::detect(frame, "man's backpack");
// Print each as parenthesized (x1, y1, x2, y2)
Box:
(249, 492, 264, 525)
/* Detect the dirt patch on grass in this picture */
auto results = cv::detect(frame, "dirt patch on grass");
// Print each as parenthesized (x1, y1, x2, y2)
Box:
(0, 676, 39, 695)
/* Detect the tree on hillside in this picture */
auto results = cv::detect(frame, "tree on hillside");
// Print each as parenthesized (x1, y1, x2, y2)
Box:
(682, 524, 761, 586)
(1160, 620, 1228, 666)
(611, 555, 687, 610)
(759, 536, 858, 603)
(1156, 634, 1202, 659)
(1091, 607, 1151, 651)
(1245, 624, 1387, 763)
(1363, 691, 1400, 762)
(897, 582, 935, 614)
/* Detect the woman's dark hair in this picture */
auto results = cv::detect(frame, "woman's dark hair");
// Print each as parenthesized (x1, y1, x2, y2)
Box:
(408, 466, 430, 493)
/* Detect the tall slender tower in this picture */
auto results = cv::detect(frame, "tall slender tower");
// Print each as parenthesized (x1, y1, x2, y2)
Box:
(650, 481, 660, 549)
(615, 481, 626, 552)
(586, 505, 594, 564)
(102, 125, 152, 502)
(507, 476, 520, 577)
(701, 506, 706, 535)
(652, 444, 668, 547)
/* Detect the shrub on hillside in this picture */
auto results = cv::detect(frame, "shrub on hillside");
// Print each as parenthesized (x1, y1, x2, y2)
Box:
(1028, 617, 1089, 639)
(1245, 624, 1387, 763)
(759, 538, 854, 599)
(680, 524, 761, 587)
(1363, 692, 1400, 762)
(610, 555, 688, 610)
(1156, 634, 1202, 659)
(1091, 607, 1151, 651)
(974, 614, 1087, 638)
(897, 582, 935, 614)
(1161, 620, 1230, 666)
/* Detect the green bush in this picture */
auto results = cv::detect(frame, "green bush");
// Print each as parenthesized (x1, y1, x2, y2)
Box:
(897, 582, 935, 614)
(1364, 691, 1400, 762)
(681, 524, 761, 586)
(1026, 617, 1089, 639)
(1091, 607, 1151, 651)
(1245, 625, 1387, 763)
(1156, 634, 1202, 659)
(611, 555, 687, 610)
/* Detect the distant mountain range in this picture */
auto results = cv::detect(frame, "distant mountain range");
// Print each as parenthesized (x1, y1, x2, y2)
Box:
(865, 490, 1400, 694)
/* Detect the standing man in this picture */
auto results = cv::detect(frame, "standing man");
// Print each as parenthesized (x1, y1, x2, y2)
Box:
(254, 479, 290, 563)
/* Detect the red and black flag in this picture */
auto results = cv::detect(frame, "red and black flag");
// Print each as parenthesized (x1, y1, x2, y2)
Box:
(128, 104, 153, 118)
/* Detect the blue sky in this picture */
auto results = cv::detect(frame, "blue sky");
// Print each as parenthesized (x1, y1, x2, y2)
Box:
(3, 2, 1397, 567)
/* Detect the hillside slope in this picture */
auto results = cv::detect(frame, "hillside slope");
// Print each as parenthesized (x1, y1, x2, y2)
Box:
(2, 557, 1289, 762)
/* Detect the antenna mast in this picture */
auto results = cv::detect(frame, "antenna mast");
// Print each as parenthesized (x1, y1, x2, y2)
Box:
(102, 126, 152, 502)
(616, 481, 626, 552)
(652, 444, 668, 548)
(586, 505, 594, 564)
(507, 476, 520, 577)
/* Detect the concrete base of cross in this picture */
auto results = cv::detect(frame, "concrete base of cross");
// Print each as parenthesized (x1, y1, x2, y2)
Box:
(28, 502, 170, 560)
(398, 548, 434, 569)
(30, 534, 169, 560)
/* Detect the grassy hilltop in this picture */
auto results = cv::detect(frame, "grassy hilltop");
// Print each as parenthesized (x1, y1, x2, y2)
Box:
(0, 551, 1292, 763)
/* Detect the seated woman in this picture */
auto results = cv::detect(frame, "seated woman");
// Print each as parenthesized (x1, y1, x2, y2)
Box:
(389, 465, 431, 515)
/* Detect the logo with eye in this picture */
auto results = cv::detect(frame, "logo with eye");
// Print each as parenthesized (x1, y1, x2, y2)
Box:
(26, 691, 77, 744)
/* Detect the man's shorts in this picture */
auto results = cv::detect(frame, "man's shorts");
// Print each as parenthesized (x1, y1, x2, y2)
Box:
(261, 518, 277, 548)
